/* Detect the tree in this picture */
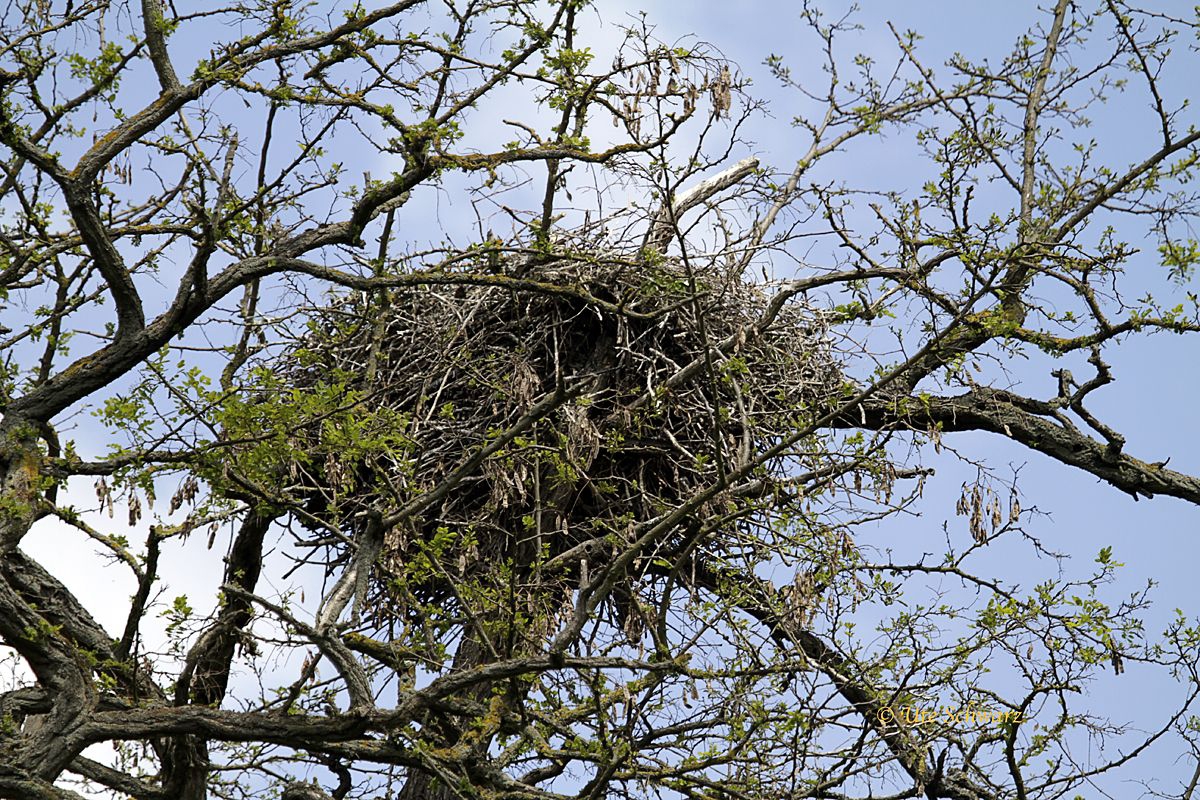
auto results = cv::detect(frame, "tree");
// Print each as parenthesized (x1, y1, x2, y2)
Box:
(2, 1, 1200, 798)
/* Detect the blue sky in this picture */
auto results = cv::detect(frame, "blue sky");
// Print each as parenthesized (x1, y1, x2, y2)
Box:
(11, 0, 1200, 796)
(577, 0, 1200, 792)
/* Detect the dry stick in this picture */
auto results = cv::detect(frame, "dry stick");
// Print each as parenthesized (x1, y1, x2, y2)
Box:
(550, 268, 1004, 657)
(643, 157, 759, 253)
(314, 382, 580, 632)
(314, 159, 770, 633)
(226, 583, 375, 712)
(647, 158, 762, 486)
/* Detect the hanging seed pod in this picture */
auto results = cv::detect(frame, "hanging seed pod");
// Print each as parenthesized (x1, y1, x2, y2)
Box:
(251, 181, 845, 628)
(711, 65, 732, 117)
(128, 494, 142, 527)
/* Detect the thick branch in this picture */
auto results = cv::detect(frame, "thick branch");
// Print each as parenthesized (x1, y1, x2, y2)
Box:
(0, 574, 94, 780)
(59, 184, 146, 341)
(645, 156, 760, 252)
(140, 0, 180, 91)
(688, 561, 990, 800)
(850, 389, 1200, 504)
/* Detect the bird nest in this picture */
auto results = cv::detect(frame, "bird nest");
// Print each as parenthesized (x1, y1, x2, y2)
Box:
(253, 227, 843, 631)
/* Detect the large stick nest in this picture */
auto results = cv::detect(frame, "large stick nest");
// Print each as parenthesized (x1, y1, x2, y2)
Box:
(263, 223, 843, 627)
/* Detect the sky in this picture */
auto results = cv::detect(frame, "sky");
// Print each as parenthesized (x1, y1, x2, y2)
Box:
(8, 0, 1200, 797)
(657, 2, 1200, 793)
